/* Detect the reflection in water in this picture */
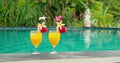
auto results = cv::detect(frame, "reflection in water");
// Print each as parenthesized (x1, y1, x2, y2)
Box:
(84, 30, 91, 48)
(0, 29, 120, 53)
(117, 30, 120, 35)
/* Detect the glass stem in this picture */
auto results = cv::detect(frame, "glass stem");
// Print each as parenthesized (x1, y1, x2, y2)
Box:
(35, 47, 38, 52)
(53, 46, 56, 52)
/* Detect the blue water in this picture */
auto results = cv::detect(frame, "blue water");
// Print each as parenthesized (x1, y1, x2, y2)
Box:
(0, 28, 120, 54)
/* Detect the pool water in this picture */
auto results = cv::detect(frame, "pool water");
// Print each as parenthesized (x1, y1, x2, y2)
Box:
(0, 28, 120, 54)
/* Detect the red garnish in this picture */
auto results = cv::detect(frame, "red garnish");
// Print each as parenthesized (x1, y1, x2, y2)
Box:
(58, 26, 67, 33)
(38, 22, 48, 33)
(39, 27, 48, 33)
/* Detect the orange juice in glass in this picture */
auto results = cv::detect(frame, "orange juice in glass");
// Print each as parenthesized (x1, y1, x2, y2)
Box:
(30, 30, 42, 54)
(48, 30, 60, 54)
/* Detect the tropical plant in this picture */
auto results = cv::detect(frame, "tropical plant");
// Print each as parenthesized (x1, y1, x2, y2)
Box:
(90, 1, 117, 28)
(0, 0, 119, 28)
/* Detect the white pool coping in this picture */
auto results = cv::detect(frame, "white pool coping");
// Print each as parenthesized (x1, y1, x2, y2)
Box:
(1, 57, 120, 63)
(0, 51, 120, 63)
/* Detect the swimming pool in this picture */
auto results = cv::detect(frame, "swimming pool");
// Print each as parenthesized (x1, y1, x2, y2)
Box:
(0, 28, 120, 54)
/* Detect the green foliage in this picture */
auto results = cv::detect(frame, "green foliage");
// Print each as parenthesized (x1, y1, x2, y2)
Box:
(97, 0, 120, 21)
(0, 0, 84, 27)
(91, 1, 117, 28)
(73, 20, 84, 27)
(0, 0, 119, 28)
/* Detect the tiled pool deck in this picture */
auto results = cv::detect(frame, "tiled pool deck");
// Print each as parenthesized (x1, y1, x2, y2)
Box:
(0, 51, 120, 63)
